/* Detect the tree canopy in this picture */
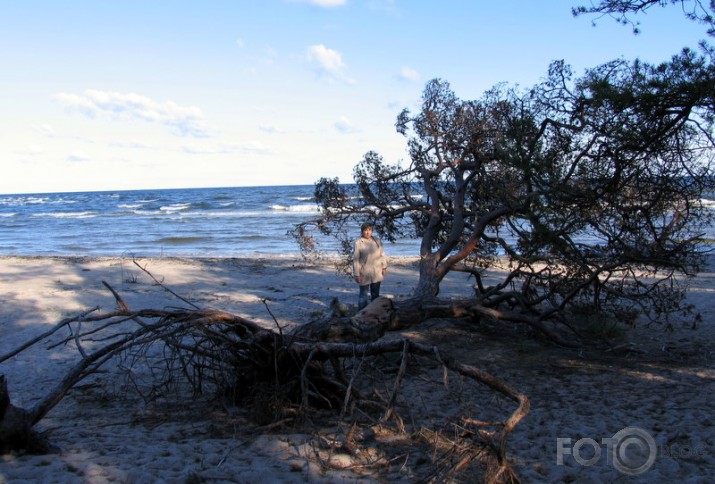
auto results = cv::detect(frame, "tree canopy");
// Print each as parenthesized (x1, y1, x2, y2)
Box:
(572, 0, 715, 37)
(292, 3, 715, 338)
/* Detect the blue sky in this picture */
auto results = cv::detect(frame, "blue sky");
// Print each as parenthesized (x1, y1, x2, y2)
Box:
(0, 0, 706, 194)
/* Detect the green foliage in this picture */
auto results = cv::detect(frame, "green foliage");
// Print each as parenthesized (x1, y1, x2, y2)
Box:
(572, 305, 627, 342)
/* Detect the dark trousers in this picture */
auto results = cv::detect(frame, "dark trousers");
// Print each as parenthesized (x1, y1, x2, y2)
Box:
(358, 282, 381, 310)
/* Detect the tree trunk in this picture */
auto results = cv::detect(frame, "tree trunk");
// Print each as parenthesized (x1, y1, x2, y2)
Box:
(413, 253, 445, 298)
(294, 294, 579, 347)
(0, 376, 55, 454)
(292, 296, 471, 342)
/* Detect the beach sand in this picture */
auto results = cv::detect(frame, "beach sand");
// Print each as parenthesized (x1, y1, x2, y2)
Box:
(0, 255, 713, 482)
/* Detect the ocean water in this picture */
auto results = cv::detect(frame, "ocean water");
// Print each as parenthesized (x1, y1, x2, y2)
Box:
(1, 185, 713, 259)
(0, 185, 419, 258)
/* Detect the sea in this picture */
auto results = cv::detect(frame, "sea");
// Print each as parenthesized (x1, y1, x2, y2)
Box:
(1, 185, 714, 259)
(0, 185, 420, 259)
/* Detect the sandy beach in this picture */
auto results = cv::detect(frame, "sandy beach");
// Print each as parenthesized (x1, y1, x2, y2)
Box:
(0, 255, 713, 483)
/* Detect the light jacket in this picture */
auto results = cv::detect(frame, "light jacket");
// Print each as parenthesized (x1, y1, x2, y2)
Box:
(352, 236, 387, 285)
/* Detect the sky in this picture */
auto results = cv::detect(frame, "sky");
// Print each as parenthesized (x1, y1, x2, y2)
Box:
(0, 0, 707, 194)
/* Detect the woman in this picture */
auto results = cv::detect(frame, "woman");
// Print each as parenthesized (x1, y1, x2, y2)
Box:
(352, 222, 387, 310)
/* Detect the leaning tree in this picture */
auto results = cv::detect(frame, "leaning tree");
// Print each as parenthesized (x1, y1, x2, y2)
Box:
(293, 50, 715, 343)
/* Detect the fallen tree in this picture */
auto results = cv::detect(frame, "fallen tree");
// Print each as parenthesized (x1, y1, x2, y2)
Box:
(0, 262, 530, 483)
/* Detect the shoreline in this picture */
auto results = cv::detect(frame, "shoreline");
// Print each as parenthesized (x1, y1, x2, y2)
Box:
(0, 253, 423, 264)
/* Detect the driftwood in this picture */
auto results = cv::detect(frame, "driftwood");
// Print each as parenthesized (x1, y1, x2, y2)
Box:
(0, 375, 56, 454)
(0, 263, 531, 483)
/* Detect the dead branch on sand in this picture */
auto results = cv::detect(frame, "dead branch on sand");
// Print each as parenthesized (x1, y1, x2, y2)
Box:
(0, 263, 530, 483)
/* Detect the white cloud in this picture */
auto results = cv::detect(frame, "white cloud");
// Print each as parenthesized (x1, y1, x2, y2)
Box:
(54, 90, 211, 138)
(334, 115, 358, 133)
(288, 0, 347, 7)
(33, 124, 56, 137)
(398, 65, 420, 82)
(307, 44, 345, 73)
(182, 141, 271, 155)
(67, 151, 90, 162)
(306, 44, 355, 84)
(259, 124, 284, 134)
(110, 139, 152, 150)
(21, 145, 44, 156)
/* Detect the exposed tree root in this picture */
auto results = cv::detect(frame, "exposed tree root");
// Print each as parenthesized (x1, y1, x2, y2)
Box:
(0, 263, 530, 482)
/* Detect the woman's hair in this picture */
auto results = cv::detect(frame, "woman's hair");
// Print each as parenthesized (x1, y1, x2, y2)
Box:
(360, 222, 374, 231)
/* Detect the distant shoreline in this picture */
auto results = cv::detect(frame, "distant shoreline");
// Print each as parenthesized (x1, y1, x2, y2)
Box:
(0, 253, 421, 263)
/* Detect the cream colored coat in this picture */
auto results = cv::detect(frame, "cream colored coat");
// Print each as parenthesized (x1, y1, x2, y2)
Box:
(352, 236, 387, 285)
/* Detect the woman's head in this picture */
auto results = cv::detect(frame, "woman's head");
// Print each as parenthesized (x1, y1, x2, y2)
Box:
(360, 222, 374, 237)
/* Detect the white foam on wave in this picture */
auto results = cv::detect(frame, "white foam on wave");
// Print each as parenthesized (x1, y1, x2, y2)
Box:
(269, 204, 319, 213)
(32, 211, 97, 219)
(160, 203, 191, 212)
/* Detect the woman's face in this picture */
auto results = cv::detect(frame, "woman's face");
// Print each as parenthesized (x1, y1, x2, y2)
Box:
(361, 226, 373, 238)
